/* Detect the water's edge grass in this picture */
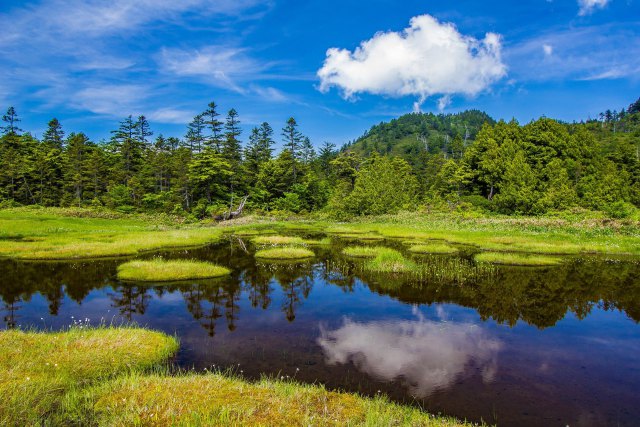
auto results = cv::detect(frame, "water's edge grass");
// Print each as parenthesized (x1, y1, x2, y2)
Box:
(0, 327, 476, 426)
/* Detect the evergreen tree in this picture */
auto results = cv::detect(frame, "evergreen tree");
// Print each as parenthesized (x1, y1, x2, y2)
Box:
(222, 109, 242, 164)
(282, 117, 303, 183)
(203, 102, 223, 151)
(43, 118, 64, 149)
(185, 114, 206, 153)
(1, 107, 22, 136)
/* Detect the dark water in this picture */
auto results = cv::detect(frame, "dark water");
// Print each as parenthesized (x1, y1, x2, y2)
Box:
(2, 233, 640, 426)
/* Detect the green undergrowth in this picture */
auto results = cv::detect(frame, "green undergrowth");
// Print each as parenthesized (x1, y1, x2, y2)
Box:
(474, 252, 563, 266)
(117, 259, 231, 282)
(255, 247, 315, 260)
(0, 327, 178, 426)
(1, 327, 472, 426)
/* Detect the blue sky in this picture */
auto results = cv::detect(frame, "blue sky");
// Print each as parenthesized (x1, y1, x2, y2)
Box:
(0, 0, 638, 147)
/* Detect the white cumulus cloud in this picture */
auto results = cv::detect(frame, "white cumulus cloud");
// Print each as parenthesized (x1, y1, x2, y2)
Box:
(317, 14, 507, 110)
(578, 0, 610, 16)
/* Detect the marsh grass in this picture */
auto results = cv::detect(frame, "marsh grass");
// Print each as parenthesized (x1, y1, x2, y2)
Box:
(409, 243, 458, 254)
(475, 252, 563, 266)
(0, 326, 178, 426)
(63, 372, 471, 426)
(252, 235, 305, 246)
(0, 209, 223, 260)
(365, 248, 417, 273)
(117, 259, 231, 282)
(255, 247, 315, 260)
(343, 246, 383, 258)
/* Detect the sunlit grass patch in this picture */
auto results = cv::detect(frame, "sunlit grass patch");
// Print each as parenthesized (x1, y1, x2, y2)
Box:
(117, 259, 231, 282)
(409, 243, 458, 255)
(255, 247, 315, 260)
(342, 246, 383, 258)
(0, 210, 224, 260)
(64, 373, 469, 427)
(475, 252, 563, 266)
(0, 327, 178, 426)
(252, 235, 305, 246)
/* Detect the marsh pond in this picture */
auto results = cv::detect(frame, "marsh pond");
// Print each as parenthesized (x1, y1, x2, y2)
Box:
(2, 231, 639, 426)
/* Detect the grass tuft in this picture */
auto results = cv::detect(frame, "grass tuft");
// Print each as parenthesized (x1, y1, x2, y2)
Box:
(255, 247, 315, 260)
(365, 248, 417, 273)
(117, 259, 231, 282)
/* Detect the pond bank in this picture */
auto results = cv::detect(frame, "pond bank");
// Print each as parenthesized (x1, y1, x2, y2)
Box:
(0, 327, 473, 426)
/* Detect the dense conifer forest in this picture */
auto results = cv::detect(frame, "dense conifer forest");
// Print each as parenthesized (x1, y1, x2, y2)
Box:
(1, 98, 639, 219)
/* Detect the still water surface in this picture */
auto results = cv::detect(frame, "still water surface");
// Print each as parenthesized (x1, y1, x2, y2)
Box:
(1, 234, 639, 426)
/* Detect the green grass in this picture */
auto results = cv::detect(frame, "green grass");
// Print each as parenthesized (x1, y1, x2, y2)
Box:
(117, 259, 231, 282)
(252, 235, 305, 246)
(474, 252, 563, 266)
(2, 327, 471, 426)
(343, 246, 418, 273)
(343, 246, 384, 258)
(409, 243, 458, 254)
(0, 208, 223, 260)
(0, 327, 178, 426)
(314, 212, 640, 256)
(255, 247, 315, 260)
(64, 373, 470, 426)
(365, 248, 417, 273)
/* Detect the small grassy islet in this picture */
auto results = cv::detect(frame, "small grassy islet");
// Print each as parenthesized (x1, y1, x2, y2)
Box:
(252, 235, 305, 246)
(255, 246, 315, 260)
(117, 259, 231, 282)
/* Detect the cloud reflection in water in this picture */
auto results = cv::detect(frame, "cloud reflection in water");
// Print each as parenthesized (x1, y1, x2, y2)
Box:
(317, 308, 502, 397)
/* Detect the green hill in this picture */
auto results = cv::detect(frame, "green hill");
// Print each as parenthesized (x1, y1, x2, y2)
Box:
(344, 110, 496, 160)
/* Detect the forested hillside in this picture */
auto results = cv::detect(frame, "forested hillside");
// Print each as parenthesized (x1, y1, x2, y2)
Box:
(0, 98, 639, 218)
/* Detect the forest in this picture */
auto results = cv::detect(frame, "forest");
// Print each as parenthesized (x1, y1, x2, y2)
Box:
(0, 98, 639, 219)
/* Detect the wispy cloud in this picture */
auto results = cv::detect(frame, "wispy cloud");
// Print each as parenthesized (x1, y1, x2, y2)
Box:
(578, 0, 610, 16)
(159, 46, 275, 93)
(0, 0, 272, 122)
(506, 22, 640, 82)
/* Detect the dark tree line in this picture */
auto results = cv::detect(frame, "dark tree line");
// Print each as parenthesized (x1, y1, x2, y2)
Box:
(1, 97, 639, 218)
